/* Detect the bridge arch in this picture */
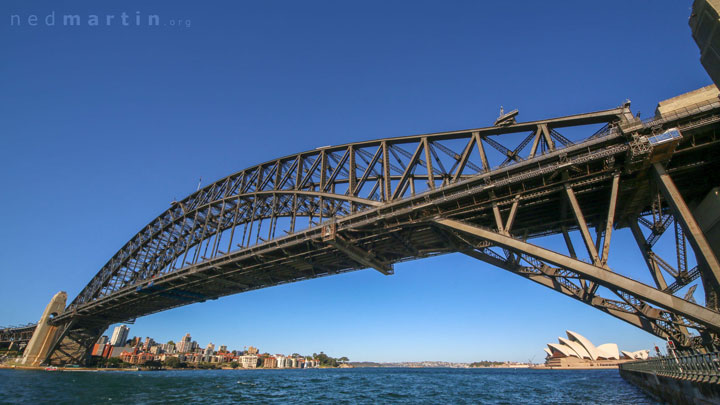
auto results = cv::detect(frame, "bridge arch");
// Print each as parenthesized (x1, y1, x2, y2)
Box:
(31, 100, 720, 365)
(70, 107, 627, 309)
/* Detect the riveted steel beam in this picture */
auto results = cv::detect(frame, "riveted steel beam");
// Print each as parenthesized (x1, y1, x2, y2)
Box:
(434, 218, 720, 333)
(653, 162, 720, 289)
(322, 225, 393, 275)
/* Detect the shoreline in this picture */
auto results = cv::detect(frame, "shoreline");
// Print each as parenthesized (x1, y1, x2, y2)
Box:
(1, 364, 618, 372)
(0, 364, 339, 372)
(530, 365, 619, 370)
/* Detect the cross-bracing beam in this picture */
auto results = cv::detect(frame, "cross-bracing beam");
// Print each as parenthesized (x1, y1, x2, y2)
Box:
(322, 224, 393, 275)
(433, 218, 720, 346)
(653, 162, 720, 311)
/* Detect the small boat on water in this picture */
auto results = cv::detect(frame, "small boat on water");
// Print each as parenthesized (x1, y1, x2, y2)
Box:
(44, 366, 58, 371)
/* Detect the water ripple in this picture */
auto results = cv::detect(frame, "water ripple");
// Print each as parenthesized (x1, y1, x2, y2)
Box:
(0, 367, 658, 404)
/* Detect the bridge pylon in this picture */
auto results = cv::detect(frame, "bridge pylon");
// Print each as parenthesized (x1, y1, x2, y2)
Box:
(20, 291, 66, 366)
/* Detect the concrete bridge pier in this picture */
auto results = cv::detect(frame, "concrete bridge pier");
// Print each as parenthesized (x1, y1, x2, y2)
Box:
(20, 291, 66, 366)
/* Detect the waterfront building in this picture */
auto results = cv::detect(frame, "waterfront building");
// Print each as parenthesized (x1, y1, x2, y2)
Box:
(119, 351, 133, 363)
(276, 355, 287, 368)
(109, 325, 130, 346)
(108, 345, 127, 358)
(239, 355, 259, 368)
(262, 356, 277, 368)
(246, 346, 259, 355)
(120, 351, 155, 365)
(100, 344, 114, 358)
(544, 330, 635, 368)
(91, 343, 106, 356)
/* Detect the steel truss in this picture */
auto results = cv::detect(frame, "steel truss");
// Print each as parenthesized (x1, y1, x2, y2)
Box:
(67, 107, 630, 309)
(37, 97, 720, 364)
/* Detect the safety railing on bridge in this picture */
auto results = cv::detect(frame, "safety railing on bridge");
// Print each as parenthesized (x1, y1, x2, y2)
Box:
(640, 98, 720, 129)
(619, 351, 720, 383)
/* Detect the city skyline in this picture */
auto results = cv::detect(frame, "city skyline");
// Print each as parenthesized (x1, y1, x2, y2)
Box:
(103, 325, 323, 359)
(91, 324, 336, 369)
(0, 1, 711, 363)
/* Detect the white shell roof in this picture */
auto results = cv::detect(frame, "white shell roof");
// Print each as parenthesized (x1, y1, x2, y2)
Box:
(547, 343, 578, 358)
(596, 343, 620, 360)
(566, 330, 601, 360)
(545, 330, 643, 361)
(621, 350, 649, 360)
(558, 337, 592, 360)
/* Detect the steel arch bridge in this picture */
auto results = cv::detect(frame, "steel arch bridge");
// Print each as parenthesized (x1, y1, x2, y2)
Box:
(17, 94, 720, 365)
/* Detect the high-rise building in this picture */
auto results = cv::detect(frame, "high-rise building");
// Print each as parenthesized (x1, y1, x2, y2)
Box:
(109, 325, 130, 346)
(204, 343, 215, 356)
(162, 342, 176, 354)
(177, 333, 192, 353)
(96, 335, 109, 345)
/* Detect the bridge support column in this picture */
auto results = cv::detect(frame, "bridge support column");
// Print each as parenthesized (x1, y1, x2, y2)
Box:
(20, 291, 67, 366)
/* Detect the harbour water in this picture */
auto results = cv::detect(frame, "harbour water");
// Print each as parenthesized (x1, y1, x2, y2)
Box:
(0, 367, 657, 404)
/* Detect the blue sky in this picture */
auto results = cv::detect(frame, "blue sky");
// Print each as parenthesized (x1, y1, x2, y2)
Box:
(0, 1, 711, 362)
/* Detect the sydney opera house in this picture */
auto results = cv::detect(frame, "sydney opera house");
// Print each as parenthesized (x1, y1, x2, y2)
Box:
(543, 331, 649, 368)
